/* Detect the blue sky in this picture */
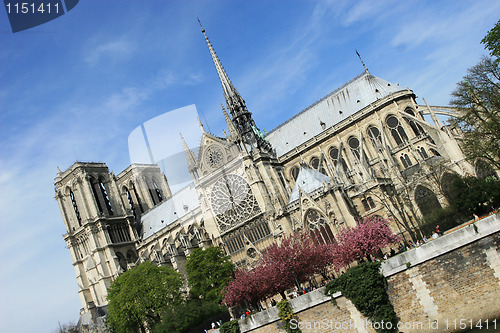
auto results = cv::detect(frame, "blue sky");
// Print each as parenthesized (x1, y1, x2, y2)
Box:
(0, 1, 498, 331)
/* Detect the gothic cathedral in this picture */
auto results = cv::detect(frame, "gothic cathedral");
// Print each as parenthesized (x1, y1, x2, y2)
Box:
(54, 24, 475, 320)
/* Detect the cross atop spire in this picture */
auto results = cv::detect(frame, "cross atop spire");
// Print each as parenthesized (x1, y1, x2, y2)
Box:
(355, 50, 370, 74)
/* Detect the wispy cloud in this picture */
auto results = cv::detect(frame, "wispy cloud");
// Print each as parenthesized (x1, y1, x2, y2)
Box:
(84, 38, 136, 66)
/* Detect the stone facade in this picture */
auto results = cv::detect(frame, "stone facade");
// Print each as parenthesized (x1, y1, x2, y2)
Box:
(55, 25, 482, 319)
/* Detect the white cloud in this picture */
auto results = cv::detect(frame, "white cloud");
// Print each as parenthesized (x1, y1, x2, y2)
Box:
(84, 38, 136, 66)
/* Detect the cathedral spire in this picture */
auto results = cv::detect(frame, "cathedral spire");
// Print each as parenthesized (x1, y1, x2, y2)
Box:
(356, 50, 370, 74)
(180, 132, 197, 173)
(198, 19, 273, 154)
(198, 17, 242, 113)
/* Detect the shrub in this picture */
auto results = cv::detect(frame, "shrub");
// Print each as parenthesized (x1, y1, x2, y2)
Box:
(325, 262, 397, 333)
(220, 320, 240, 333)
(277, 300, 301, 333)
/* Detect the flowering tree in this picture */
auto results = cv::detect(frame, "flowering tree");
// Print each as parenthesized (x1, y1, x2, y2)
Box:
(328, 215, 400, 270)
(222, 266, 271, 307)
(259, 233, 331, 297)
(222, 216, 399, 307)
(222, 233, 333, 306)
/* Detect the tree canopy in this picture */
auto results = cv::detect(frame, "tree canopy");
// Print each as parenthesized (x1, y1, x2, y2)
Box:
(329, 215, 400, 269)
(443, 174, 500, 217)
(185, 246, 234, 303)
(106, 261, 183, 333)
(450, 56, 500, 170)
(482, 19, 500, 63)
(223, 232, 331, 307)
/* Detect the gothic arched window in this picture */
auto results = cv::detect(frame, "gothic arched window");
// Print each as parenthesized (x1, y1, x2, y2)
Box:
(131, 183, 144, 213)
(99, 179, 114, 216)
(386, 115, 408, 146)
(400, 154, 412, 168)
(89, 177, 104, 215)
(291, 166, 300, 181)
(348, 137, 360, 160)
(361, 196, 376, 211)
(404, 108, 425, 137)
(124, 187, 137, 219)
(153, 181, 163, 202)
(415, 185, 441, 218)
(417, 147, 429, 159)
(310, 157, 320, 169)
(310, 156, 327, 175)
(367, 126, 382, 149)
(69, 189, 82, 226)
(329, 147, 349, 172)
(305, 210, 335, 244)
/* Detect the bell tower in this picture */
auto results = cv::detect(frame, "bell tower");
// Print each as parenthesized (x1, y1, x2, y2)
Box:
(54, 162, 139, 317)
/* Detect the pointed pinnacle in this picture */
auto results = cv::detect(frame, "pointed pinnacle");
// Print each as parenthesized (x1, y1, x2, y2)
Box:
(180, 132, 196, 170)
(197, 117, 205, 133)
(222, 103, 238, 138)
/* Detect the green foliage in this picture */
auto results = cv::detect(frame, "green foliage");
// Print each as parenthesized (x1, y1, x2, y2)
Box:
(153, 299, 226, 333)
(186, 246, 234, 303)
(420, 174, 500, 236)
(220, 320, 240, 333)
(450, 57, 500, 170)
(106, 261, 183, 333)
(447, 175, 500, 216)
(325, 262, 397, 333)
(277, 300, 301, 333)
(482, 19, 500, 63)
(419, 206, 465, 236)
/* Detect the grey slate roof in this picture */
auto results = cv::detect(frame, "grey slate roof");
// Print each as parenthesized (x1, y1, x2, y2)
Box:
(266, 71, 405, 156)
(288, 165, 331, 204)
(141, 183, 200, 239)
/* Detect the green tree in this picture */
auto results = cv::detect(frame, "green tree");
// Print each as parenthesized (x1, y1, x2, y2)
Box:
(450, 56, 500, 170)
(185, 246, 234, 303)
(106, 261, 183, 333)
(153, 299, 226, 333)
(446, 175, 500, 216)
(482, 19, 500, 63)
